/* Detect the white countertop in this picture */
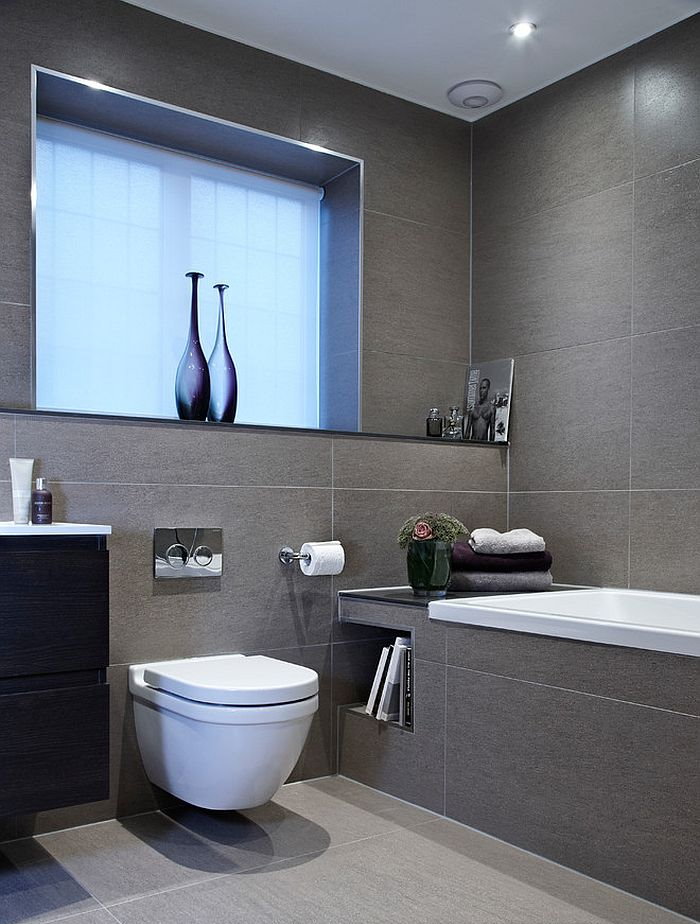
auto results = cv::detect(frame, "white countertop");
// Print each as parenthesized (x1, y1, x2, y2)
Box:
(0, 522, 112, 536)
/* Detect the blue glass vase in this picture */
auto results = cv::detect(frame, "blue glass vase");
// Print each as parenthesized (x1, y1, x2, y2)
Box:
(175, 271, 210, 421)
(207, 283, 238, 423)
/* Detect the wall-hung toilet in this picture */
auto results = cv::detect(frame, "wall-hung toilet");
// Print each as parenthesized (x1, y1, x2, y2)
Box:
(129, 654, 319, 810)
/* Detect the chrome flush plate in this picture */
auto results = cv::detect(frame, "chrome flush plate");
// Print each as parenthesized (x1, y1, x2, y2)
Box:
(154, 528, 223, 579)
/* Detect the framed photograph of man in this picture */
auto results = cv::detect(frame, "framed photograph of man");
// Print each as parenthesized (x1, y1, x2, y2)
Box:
(464, 359, 514, 443)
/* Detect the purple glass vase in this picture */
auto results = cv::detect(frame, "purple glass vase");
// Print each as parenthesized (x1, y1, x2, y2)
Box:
(207, 283, 238, 423)
(175, 271, 211, 421)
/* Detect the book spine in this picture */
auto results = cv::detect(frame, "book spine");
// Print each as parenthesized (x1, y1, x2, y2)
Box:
(403, 646, 413, 729)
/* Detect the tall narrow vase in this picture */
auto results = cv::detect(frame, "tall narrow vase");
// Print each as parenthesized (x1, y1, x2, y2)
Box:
(175, 271, 210, 420)
(207, 284, 238, 423)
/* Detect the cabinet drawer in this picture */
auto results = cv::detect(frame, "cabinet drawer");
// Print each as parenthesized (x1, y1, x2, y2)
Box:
(0, 683, 109, 815)
(0, 550, 108, 677)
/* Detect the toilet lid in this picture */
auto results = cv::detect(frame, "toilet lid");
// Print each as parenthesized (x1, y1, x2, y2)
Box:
(142, 654, 319, 706)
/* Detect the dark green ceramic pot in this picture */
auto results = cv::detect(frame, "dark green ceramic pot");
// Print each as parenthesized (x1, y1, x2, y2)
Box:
(406, 539, 451, 597)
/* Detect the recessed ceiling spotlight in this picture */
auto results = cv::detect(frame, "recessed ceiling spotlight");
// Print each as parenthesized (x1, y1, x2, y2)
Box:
(447, 80, 503, 110)
(509, 21, 537, 38)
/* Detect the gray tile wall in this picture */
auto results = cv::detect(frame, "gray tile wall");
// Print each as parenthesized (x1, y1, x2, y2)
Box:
(0, 0, 471, 436)
(336, 599, 700, 918)
(0, 415, 506, 838)
(473, 14, 700, 594)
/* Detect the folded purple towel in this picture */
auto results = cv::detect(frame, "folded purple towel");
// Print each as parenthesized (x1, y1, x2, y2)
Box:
(451, 540, 552, 573)
(448, 570, 553, 593)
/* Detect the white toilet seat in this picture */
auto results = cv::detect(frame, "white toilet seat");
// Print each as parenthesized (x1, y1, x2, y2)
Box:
(142, 653, 318, 706)
(130, 653, 319, 725)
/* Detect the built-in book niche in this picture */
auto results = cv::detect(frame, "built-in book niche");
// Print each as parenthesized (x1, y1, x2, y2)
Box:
(364, 635, 413, 730)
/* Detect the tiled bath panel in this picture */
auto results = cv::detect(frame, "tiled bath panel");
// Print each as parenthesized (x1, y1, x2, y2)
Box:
(335, 597, 700, 919)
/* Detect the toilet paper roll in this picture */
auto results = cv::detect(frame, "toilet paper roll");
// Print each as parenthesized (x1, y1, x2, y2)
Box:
(299, 540, 345, 577)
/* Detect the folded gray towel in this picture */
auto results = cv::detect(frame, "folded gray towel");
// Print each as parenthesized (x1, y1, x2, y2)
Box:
(449, 570, 553, 593)
(469, 527, 546, 555)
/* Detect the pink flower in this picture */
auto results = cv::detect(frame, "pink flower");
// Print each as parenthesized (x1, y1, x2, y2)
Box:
(412, 520, 434, 541)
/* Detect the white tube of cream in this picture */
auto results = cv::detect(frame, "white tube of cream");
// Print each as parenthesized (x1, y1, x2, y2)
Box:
(9, 458, 35, 524)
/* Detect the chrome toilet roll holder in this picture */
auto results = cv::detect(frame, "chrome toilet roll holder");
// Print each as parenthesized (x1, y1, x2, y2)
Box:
(278, 546, 311, 566)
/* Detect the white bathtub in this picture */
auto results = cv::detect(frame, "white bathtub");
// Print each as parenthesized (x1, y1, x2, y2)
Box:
(429, 588, 700, 656)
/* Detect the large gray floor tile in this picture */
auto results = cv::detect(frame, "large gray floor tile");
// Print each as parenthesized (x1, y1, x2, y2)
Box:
(473, 184, 632, 359)
(445, 668, 700, 918)
(333, 488, 506, 592)
(332, 435, 506, 493)
(339, 659, 446, 813)
(363, 212, 469, 364)
(38, 814, 229, 906)
(634, 160, 700, 334)
(300, 67, 470, 232)
(509, 339, 631, 492)
(163, 776, 432, 868)
(635, 15, 700, 177)
(0, 838, 100, 924)
(473, 52, 633, 232)
(107, 817, 686, 924)
(630, 491, 700, 595)
(508, 491, 630, 587)
(631, 326, 700, 489)
(361, 351, 468, 437)
(16, 415, 332, 488)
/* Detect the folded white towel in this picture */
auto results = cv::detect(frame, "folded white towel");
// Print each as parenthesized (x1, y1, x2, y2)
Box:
(469, 527, 546, 555)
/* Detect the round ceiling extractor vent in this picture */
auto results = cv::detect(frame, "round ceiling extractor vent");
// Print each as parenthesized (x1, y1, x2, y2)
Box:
(447, 80, 503, 110)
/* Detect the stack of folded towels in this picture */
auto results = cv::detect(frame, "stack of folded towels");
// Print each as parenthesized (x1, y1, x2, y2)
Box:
(449, 527, 553, 592)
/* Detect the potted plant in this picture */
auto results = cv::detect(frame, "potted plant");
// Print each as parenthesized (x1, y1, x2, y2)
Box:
(397, 513, 468, 597)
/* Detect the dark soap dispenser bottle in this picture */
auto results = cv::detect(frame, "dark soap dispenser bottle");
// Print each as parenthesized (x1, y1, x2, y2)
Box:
(31, 477, 53, 525)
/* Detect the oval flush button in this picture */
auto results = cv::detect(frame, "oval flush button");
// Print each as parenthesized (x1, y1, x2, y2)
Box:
(194, 545, 213, 567)
(166, 543, 189, 569)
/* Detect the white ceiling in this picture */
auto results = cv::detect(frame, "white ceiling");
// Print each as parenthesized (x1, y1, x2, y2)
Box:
(123, 0, 700, 120)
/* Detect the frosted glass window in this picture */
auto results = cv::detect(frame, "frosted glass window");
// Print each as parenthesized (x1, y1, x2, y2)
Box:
(35, 119, 321, 428)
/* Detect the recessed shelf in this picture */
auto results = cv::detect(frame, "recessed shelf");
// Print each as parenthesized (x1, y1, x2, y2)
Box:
(343, 703, 413, 733)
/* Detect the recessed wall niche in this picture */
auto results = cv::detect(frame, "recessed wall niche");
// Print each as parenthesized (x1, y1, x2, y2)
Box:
(33, 67, 362, 432)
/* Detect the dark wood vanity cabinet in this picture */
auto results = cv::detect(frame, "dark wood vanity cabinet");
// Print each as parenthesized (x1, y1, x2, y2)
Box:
(0, 534, 110, 816)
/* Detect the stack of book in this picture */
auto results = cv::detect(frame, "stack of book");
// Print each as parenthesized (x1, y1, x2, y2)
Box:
(365, 636, 413, 729)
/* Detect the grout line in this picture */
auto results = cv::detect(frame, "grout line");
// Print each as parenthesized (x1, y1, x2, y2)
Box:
(362, 348, 470, 366)
(508, 488, 700, 494)
(628, 94, 636, 591)
(494, 321, 700, 363)
(0, 301, 31, 309)
(105, 808, 438, 913)
(362, 206, 467, 237)
(468, 122, 473, 367)
(474, 151, 700, 240)
(448, 664, 700, 719)
(45, 479, 507, 494)
(442, 639, 448, 816)
(632, 153, 700, 184)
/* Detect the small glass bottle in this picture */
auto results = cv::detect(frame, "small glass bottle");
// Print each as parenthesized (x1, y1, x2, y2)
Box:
(31, 477, 53, 525)
(442, 405, 464, 440)
(426, 408, 442, 438)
